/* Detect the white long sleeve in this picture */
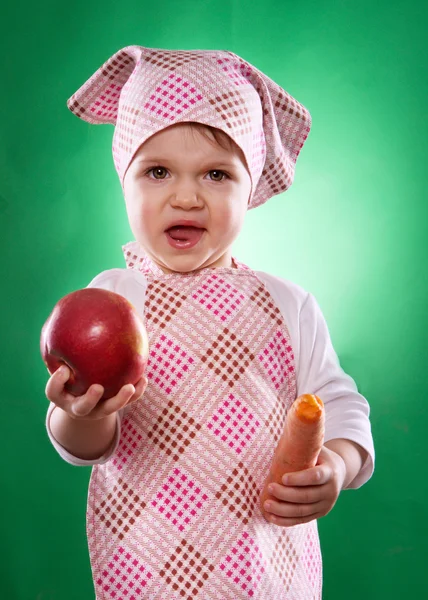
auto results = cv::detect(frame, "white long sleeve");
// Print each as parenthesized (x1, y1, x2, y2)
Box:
(257, 271, 375, 489)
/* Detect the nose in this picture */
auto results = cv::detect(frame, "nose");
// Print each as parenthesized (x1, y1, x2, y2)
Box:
(169, 179, 204, 209)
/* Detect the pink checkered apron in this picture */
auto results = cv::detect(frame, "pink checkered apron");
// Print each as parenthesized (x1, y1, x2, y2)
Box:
(87, 252, 322, 599)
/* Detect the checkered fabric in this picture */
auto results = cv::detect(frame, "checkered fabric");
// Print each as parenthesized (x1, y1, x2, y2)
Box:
(86, 242, 322, 599)
(66, 45, 311, 209)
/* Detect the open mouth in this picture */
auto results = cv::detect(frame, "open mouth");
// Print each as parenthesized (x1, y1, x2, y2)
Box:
(165, 225, 205, 249)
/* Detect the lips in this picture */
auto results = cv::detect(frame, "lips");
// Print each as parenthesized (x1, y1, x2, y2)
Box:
(167, 226, 197, 241)
(165, 220, 206, 232)
(164, 219, 206, 250)
(165, 228, 205, 249)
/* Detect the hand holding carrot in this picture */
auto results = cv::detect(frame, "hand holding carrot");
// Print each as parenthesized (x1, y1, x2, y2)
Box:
(262, 445, 347, 527)
(260, 394, 347, 527)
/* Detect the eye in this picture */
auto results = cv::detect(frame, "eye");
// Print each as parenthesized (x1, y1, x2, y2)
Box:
(146, 167, 168, 180)
(207, 170, 229, 182)
(144, 167, 229, 181)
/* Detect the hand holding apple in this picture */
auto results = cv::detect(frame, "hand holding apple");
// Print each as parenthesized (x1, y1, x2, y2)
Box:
(41, 288, 149, 401)
(45, 364, 148, 420)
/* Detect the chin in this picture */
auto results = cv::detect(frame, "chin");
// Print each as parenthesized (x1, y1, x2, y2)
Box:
(165, 256, 210, 274)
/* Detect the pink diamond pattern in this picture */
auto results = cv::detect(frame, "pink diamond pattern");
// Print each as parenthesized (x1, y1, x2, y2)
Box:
(112, 421, 142, 471)
(97, 546, 153, 599)
(219, 531, 266, 597)
(258, 328, 294, 391)
(151, 468, 209, 532)
(192, 274, 245, 323)
(148, 333, 195, 395)
(301, 527, 322, 590)
(90, 83, 121, 120)
(207, 394, 260, 454)
(217, 57, 254, 86)
(144, 73, 204, 120)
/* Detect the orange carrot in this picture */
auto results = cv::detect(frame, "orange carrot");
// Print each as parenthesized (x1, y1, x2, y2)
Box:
(260, 394, 325, 519)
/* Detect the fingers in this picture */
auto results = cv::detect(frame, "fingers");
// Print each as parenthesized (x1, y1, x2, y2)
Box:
(264, 494, 322, 516)
(93, 384, 135, 417)
(45, 365, 105, 418)
(126, 376, 149, 405)
(263, 484, 323, 527)
(45, 364, 71, 403)
(70, 384, 106, 417)
(46, 366, 125, 419)
(267, 483, 323, 504)
(262, 460, 342, 526)
(45, 366, 149, 420)
(86, 376, 149, 418)
(263, 488, 323, 526)
(281, 464, 331, 487)
(264, 511, 320, 527)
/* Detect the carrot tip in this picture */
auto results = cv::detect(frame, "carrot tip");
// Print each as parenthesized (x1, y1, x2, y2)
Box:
(294, 394, 324, 423)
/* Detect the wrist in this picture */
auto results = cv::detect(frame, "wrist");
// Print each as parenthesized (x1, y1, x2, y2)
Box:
(324, 439, 366, 489)
(49, 405, 118, 460)
(330, 448, 347, 491)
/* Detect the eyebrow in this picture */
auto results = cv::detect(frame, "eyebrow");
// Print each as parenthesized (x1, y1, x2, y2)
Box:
(133, 156, 238, 168)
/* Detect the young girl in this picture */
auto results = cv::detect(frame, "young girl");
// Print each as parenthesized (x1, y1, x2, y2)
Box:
(45, 45, 374, 600)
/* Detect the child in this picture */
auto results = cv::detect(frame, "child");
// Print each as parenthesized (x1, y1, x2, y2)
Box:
(45, 45, 374, 600)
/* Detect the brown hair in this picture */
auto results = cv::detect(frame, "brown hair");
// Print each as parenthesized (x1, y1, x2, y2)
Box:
(186, 122, 235, 152)
(185, 122, 249, 173)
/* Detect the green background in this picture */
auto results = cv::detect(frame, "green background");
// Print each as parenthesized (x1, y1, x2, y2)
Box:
(1, 0, 426, 598)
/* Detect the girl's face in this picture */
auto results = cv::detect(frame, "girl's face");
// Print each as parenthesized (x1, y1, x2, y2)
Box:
(123, 123, 252, 274)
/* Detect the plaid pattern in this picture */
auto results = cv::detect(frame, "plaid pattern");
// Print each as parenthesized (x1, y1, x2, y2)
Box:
(66, 45, 311, 209)
(86, 244, 322, 599)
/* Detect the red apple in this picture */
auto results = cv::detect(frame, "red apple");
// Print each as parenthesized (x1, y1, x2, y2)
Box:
(40, 288, 149, 400)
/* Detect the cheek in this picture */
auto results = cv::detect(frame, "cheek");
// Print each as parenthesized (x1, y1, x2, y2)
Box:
(125, 192, 154, 231)
(124, 197, 140, 228)
(215, 200, 245, 238)
(231, 185, 250, 223)
(140, 203, 161, 231)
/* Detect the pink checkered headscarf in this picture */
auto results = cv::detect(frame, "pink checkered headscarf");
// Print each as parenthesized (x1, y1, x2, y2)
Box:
(67, 45, 311, 209)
